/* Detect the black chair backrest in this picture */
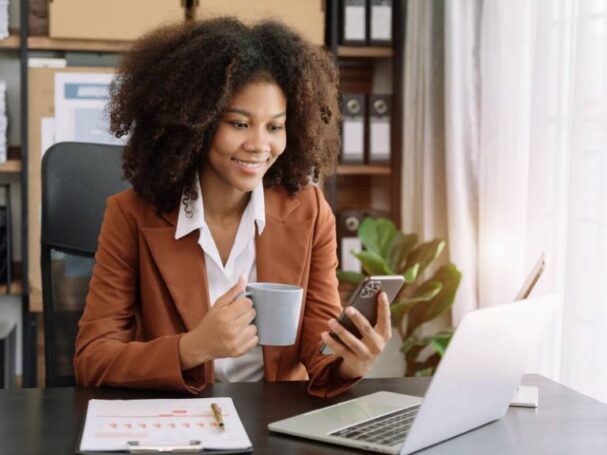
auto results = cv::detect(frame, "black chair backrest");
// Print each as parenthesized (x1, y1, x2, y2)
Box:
(41, 142, 130, 387)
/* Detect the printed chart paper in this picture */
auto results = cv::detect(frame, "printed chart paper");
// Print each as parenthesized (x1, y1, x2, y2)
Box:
(79, 397, 252, 452)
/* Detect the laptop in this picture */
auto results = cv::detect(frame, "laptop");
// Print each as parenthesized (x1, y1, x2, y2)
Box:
(269, 264, 554, 454)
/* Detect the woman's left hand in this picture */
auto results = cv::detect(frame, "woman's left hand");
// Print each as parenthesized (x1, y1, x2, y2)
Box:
(321, 291, 392, 380)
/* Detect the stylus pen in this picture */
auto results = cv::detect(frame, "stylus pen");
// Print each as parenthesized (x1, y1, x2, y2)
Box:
(211, 402, 225, 431)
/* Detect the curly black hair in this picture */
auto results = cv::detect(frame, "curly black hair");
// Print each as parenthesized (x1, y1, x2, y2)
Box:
(108, 17, 341, 214)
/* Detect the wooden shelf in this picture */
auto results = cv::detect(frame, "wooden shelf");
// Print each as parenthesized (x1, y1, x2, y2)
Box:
(0, 280, 22, 296)
(0, 33, 20, 50)
(0, 159, 22, 173)
(27, 36, 132, 53)
(338, 46, 393, 59)
(337, 164, 392, 175)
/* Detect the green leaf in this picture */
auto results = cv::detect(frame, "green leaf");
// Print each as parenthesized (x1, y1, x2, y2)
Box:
(405, 263, 462, 338)
(406, 239, 445, 277)
(336, 270, 365, 284)
(403, 263, 420, 283)
(358, 217, 397, 258)
(390, 281, 442, 314)
(414, 367, 435, 377)
(353, 250, 392, 275)
(400, 330, 423, 355)
(387, 233, 418, 274)
(428, 329, 454, 356)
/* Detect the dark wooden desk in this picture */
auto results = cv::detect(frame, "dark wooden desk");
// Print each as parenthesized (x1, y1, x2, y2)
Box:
(1, 375, 606, 454)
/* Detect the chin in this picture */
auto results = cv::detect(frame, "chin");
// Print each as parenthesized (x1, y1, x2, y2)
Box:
(230, 176, 263, 193)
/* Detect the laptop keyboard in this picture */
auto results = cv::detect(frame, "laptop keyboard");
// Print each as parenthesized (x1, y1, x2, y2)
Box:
(329, 405, 420, 447)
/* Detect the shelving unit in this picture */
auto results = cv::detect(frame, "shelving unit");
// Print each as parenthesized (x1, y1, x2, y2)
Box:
(337, 46, 393, 58)
(0, 33, 19, 49)
(27, 36, 131, 53)
(0, 160, 21, 173)
(326, 0, 404, 227)
(337, 164, 392, 175)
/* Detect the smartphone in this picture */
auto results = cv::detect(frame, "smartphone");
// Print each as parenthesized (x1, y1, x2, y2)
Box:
(320, 275, 406, 355)
(514, 253, 546, 301)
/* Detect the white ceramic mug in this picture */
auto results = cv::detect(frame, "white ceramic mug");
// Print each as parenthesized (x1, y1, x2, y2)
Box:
(244, 283, 304, 346)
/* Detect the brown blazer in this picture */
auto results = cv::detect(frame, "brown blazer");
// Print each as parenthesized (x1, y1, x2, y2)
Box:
(74, 185, 359, 397)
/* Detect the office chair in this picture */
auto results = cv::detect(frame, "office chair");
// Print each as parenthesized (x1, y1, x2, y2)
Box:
(41, 142, 130, 387)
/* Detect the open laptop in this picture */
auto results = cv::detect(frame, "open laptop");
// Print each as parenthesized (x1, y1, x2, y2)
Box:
(269, 260, 554, 454)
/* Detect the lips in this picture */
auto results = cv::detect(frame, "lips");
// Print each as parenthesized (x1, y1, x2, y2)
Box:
(232, 158, 264, 168)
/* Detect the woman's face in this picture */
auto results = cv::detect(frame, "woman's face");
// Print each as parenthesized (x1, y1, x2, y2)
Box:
(205, 80, 287, 193)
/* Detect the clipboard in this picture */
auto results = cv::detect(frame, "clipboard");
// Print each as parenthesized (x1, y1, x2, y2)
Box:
(75, 398, 253, 454)
(75, 436, 253, 454)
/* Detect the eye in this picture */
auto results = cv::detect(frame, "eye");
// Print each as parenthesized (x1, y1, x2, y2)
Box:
(229, 121, 248, 129)
(268, 124, 285, 133)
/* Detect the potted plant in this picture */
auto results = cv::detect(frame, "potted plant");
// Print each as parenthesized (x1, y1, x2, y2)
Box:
(337, 217, 462, 376)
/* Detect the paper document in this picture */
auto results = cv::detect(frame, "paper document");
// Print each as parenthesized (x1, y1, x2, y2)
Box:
(79, 398, 252, 453)
(54, 72, 126, 146)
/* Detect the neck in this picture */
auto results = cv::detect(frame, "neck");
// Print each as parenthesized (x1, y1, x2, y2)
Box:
(199, 167, 250, 224)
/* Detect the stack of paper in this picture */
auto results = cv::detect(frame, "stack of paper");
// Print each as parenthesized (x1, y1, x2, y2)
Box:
(79, 397, 253, 453)
(0, 81, 6, 164)
(0, 0, 8, 40)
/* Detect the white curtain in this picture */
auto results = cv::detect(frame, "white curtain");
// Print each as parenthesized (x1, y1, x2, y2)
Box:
(439, 0, 607, 402)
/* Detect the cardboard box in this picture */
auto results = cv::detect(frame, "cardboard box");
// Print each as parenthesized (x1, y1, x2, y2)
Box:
(49, 0, 186, 41)
(194, 0, 326, 45)
(28, 66, 115, 312)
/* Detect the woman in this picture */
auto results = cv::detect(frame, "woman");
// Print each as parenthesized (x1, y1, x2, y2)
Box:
(74, 17, 391, 397)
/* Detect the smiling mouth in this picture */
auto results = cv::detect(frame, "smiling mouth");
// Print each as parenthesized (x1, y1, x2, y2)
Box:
(231, 158, 266, 168)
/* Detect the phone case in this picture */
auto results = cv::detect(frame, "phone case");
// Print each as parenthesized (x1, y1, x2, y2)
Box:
(321, 275, 405, 354)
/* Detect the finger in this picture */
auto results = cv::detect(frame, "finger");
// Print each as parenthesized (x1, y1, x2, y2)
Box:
(345, 306, 384, 350)
(216, 275, 247, 307)
(234, 307, 256, 326)
(236, 333, 259, 357)
(321, 332, 355, 362)
(374, 292, 392, 339)
(237, 323, 258, 343)
(328, 318, 372, 359)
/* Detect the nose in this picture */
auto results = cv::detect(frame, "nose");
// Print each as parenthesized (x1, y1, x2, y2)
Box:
(243, 126, 271, 154)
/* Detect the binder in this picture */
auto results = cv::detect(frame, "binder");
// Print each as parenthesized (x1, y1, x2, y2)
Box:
(337, 210, 365, 273)
(340, 0, 367, 45)
(368, 94, 391, 164)
(341, 93, 366, 163)
(369, 0, 393, 45)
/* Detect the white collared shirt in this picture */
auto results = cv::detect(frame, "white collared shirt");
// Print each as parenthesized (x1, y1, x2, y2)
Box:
(175, 177, 265, 382)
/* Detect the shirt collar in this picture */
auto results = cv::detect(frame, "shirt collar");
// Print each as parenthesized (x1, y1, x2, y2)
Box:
(175, 175, 266, 240)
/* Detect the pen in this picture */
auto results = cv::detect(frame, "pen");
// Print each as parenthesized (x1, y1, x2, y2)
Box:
(211, 402, 224, 431)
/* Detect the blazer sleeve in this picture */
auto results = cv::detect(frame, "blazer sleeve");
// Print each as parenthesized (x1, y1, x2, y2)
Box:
(299, 187, 362, 397)
(74, 196, 205, 393)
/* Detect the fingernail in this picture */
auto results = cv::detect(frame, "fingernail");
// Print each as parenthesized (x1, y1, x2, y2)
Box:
(321, 332, 328, 340)
(328, 319, 336, 329)
(346, 307, 356, 316)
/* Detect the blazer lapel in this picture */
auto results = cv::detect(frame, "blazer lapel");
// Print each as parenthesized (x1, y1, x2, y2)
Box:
(141, 225, 209, 332)
(257, 190, 316, 381)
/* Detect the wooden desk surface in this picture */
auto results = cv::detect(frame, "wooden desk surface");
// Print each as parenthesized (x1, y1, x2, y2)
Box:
(0, 375, 606, 454)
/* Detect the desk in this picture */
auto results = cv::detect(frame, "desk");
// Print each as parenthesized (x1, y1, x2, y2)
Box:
(0, 375, 606, 454)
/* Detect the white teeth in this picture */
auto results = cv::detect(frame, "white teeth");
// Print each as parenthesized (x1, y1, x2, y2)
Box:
(234, 159, 262, 168)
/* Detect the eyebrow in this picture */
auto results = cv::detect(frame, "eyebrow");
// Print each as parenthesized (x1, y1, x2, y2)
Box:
(224, 108, 286, 119)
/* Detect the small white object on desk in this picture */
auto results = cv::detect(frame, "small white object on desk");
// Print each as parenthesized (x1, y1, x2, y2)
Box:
(510, 385, 539, 408)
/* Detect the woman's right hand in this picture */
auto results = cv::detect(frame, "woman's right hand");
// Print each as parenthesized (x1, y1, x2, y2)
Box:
(178, 276, 258, 370)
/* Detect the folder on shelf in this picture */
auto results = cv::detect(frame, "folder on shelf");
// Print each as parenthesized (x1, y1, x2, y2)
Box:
(369, 0, 393, 45)
(368, 94, 391, 164)
(341, 93, 366, 163)
(77, 398, 252, 454)
(340, 0, 367, 45)
(337, 210, 365, 273)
